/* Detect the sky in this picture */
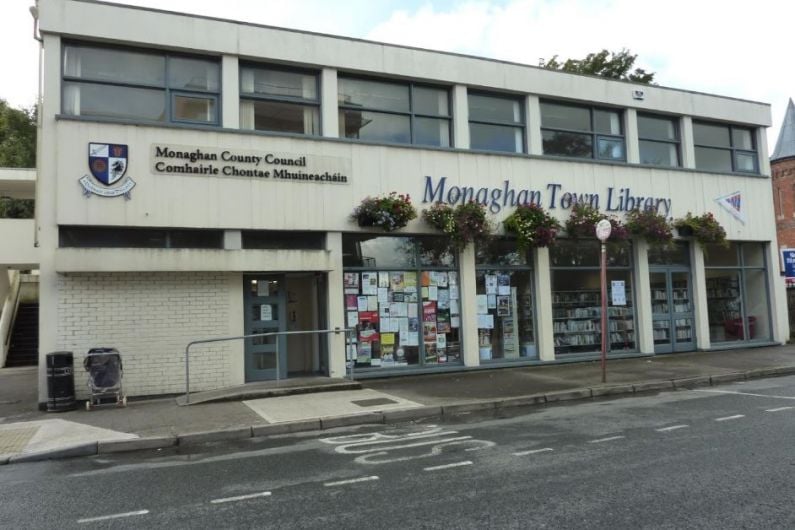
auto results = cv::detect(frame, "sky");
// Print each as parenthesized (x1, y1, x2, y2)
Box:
(1, 0, 792, 149)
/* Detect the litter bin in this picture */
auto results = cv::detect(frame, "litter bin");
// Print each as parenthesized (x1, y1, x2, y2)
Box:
(46, 351, 77, 412)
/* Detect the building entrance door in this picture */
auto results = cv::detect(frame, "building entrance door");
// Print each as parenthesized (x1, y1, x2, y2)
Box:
(244, 275, 287, 381)
(650, 269, 696, 353)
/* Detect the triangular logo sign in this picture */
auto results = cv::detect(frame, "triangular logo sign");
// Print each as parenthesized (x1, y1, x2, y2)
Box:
(715, 191, 745, 224)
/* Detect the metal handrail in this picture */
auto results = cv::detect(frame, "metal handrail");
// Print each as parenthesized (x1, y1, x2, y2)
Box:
(184, 327, 354, 404)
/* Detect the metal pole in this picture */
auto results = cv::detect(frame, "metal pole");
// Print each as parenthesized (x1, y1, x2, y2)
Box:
(601, 242, 607, 384)
(185, 344, 191, 404)
(275, 335, 280, 383)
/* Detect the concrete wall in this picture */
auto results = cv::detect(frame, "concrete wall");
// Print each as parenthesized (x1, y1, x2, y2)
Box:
(56, 272, 244, 399)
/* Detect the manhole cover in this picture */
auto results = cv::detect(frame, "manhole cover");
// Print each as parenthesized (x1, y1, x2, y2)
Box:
(351, 398, 398, 407)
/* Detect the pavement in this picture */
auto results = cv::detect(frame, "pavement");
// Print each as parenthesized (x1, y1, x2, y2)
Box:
(1, 344, 795, 465)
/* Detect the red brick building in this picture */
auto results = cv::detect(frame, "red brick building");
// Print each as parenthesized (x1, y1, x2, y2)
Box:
(772, 99, 795, 250)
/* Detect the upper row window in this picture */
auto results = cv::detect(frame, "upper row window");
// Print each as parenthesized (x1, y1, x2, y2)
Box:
(638, 113, 680, 167)
(468, 93, 525, 153)
(693, 121, 757, 174)
(239, 64, 319, 135)
(338, 77, 451, 147)
(540, 101, 625, 161)
(62, 44, 220, 125)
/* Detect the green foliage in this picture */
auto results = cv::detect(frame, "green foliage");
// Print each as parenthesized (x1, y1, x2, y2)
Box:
(625, 208, 674, 247)
(502, 203, 560, 251)
(423, 201, 492, 250)
(539, 48, 655, 84)
(0, 99, 37, 168)
(674, 212, 727, 248)
(565, 202, 628, 241)
(351, 192, 417, 232)
(0, 98, 36, 218)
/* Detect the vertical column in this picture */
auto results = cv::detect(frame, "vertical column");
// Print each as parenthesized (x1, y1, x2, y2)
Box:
(767, 242, 790, 343)
(681, 117, 696, 169)
(633, 240, 654, 353)
(757, 128, 772, 176)
(533, 247, 555, 361)
(690, 243, 711, 350)
(525, 95, 542, 155)
(221, 55, 239, 129)
(37, 35, 61, 404)
(326, 232, 347, 377)
(321, 68, 339, 138)
(625, 108, 640, 164)
(452, 85, 469, 149)
(458, 244, 479, 366)
(226, 274, 245, 386)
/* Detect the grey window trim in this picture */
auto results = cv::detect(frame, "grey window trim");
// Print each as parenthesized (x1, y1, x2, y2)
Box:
(693, 120, 759, 174)
(61, 41, 221, 126)
(338, 75, 452, 146)
(170, 91, 220, 125)
(637, 112, 682, 167)
(540, 99, 626, 162)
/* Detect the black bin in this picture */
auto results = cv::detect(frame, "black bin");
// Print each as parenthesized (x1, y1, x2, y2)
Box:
(46, 351, 77, 412)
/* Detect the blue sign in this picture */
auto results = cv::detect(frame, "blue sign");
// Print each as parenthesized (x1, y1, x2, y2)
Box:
(782, 249, 795, 278)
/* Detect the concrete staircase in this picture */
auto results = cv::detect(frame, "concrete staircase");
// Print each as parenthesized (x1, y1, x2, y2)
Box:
(6, 303, 38, 367)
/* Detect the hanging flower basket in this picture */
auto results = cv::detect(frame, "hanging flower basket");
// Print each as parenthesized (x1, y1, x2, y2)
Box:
(423, 201, 492, 250)
(502, 202, 561, 251)
(351, 192, 417, 232)
(673, 212, 727, 248)
(564, 202, 629, 241)
(625, 208, 674, 247)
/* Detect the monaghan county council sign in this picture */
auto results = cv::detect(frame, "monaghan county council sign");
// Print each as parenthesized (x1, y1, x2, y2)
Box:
(151, 144, 351, 184)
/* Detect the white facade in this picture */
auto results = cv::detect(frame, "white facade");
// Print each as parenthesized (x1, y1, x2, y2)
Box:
(19, 0, 786, 402)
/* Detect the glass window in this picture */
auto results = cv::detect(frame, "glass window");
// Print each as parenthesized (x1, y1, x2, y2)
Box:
(648, 242, 689, 266)
(476, 270, 536, 361)
(244, 100, 319, 135)
(705, 243, 770, 344)
(338, 77, 450, 147)
(638, 114, 680, 168)
(476, 239, 527, 266)
(62, 43, 219, 126)
(540, 101, 625, 161)
(550, 240, 631, 268)
(342, 236, 460, 370)
(240, 65, 319, 135)
(468, 93, 525, 153)
(693, 120, 758, 174)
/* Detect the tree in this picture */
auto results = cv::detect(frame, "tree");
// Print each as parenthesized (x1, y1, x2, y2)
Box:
(0, 99, 36, 219)
(539, 48, 655, 84)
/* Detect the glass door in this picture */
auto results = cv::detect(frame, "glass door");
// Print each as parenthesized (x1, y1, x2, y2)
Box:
(244, 275, 287, 381)
(650, 269, 695, 354)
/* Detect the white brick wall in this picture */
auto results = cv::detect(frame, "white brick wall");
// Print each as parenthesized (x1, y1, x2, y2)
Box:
(57, 272, 238, 397)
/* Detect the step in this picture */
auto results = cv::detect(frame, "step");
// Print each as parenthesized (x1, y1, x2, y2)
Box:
(177, 377, 363, 406)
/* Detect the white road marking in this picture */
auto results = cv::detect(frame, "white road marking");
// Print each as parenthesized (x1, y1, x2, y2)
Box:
(424, 461, 473, 471)
(324, 476, 379, 487)
(513, 448, 554, 456)
(765, 406, 794, 412)
(694, 389, 795, 400)
(210, 492, 272, 504)
(656, 424, 689, 432)
(588, 436, 625, 444)
(78, 510, 149, 524)
(715, 414, 745, 422)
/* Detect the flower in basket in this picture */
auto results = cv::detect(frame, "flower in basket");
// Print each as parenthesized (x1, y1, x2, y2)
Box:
(351, 192, 417, 232)
(423, 201, 492, 250)
(673, 212, 727, 248)
(564, 202, 628, 241)
(624, 208, 674, 247)
(502, 202, 561, 251)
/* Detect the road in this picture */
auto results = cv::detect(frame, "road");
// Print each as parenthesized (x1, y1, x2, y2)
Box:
(2, 375, 795, 529)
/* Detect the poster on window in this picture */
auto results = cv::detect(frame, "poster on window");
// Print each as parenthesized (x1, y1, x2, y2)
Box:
(362, 272, 378, 295)
(611, 280, 627, 306)
(344, 273, 359, 294)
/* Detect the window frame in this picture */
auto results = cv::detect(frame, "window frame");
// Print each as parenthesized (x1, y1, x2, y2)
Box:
(540, 100, 626, 162)
(467, 91, 526, 154)
(238, 62, 321, 136)
(637, 112, 681, 168)
(61, 41, 221, 127)
(337, 75, 452, 147)
(693, 120, 759, 174)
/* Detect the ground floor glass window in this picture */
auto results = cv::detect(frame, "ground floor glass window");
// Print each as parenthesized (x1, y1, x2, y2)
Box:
(705, 242, 771, 343)
(475, 239, 536, 361)
(342, 235, 461, 369)
(550, 241, 635, 355)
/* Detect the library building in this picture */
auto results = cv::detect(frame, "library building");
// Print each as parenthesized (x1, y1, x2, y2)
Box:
(17, 0, 788, 401)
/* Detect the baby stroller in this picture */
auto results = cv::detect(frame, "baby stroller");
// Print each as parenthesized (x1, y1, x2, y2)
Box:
(83, 347, 127, 410)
